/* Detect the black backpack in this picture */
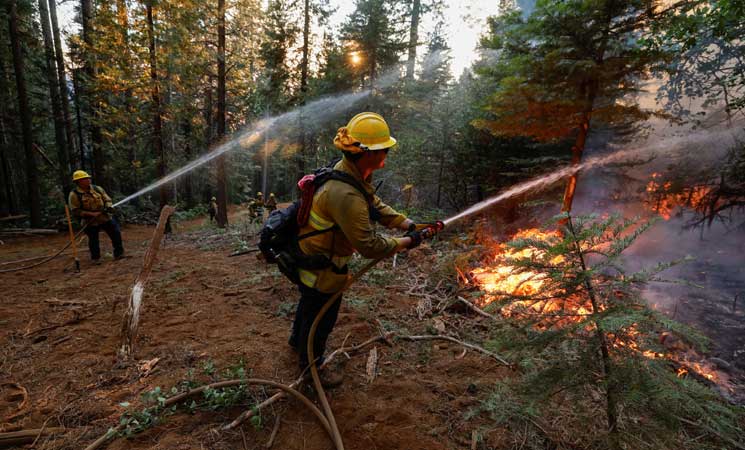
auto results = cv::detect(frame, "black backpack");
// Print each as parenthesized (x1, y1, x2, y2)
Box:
(258, 163, 380, 285)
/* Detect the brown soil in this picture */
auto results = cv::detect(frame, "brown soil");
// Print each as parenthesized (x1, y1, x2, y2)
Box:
(0, 211, 508, 449)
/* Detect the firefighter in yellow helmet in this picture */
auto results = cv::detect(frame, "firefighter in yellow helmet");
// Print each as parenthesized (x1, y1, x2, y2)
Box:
(265, 192, 278, 212)
(208, 196, 218, 222)
(68, 170, 124, 264)
(288, 112, 422, 386)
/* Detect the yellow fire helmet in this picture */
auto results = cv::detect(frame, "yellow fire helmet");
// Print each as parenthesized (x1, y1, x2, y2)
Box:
(72, 170, 91, 181)
(211, 196, 216, 201)
(257, 192, 263, 197)
(270, 193, 275, 197)
(334, 112, 397, 153)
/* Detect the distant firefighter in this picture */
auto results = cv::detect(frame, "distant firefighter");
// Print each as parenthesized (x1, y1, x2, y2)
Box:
(208, 196, 218, 222)
(68, 170, 124, 264)
(248, 191, 264, 220)
(265, 193, 277, 212)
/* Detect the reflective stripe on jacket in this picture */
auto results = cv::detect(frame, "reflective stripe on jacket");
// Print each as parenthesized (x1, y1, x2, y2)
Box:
(68, 185, 113, 226)
(297, 157, 407, 293)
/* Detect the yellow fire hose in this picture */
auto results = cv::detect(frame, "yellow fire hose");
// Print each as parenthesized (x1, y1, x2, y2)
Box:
(306, 221, 443, 450)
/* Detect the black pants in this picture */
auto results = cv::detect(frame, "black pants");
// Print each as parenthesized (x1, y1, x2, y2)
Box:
(85, 218, 124, 260)
(290, 284, 342, 370)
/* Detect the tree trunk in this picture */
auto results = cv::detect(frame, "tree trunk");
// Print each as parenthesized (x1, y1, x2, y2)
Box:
(296, 0, 310, 189)
(145, 1, 167, 209)
(116, 0, 137, 196)
(215, 0, 228, 227)
(48, 0, 75, 169)
(7, 0, 41, 227)
(38, 0, 69, 194)
(406, 0, 420, 80)
(0, 58, 18, 214)
(181, 118, 194, 207)
(81, 0, 105, 185)
(72, 68, 86, 170)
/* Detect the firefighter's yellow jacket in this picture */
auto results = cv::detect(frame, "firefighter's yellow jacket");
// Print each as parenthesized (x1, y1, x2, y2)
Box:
(298, 157, 407, 293)
(68, 185, 113, 226)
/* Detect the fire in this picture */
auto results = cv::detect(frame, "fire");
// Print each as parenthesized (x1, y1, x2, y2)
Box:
(471, 228, 563, 301)
(644, 172, 713, 220)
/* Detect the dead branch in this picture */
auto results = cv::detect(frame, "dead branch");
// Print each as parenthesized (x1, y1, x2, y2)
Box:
(456, 296, 498, 321)
(398, 334, 510, 366)
(23, 312, 94, 337)
(0, 427, 65, 447)
(118, 205, 175, 361)
(264, 415, 281, 448)
(83, 378, 331, 450)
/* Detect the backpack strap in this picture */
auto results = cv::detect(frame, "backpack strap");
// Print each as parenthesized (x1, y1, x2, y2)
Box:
(73, 185, 105, 212)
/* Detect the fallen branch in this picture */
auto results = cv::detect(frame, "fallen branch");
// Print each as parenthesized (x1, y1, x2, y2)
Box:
(24, 312, 94, 337)
(118, 205, 175, 361)
(676, 416, 745, 450)
(456, 296, 498, 321)
(83, 378, 331, 450)
(264, 415, 281, 448)
(0, 427, 65, 447)
(397, 334, 510, 366)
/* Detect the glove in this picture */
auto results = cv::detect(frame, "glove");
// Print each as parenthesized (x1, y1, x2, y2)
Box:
(105, 206, 116, 214)
(404, 230, 423, 249)
(407, 222, 416, 232)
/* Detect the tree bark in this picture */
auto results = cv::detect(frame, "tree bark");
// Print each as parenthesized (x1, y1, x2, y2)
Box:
(0, 59, 18, 214)
(72, 68, 86, 170)
(81, 0, 105, 184)
(145, 1, 167, 209)
(215, 0, 229, 227)
(38, 0, 69, 194)
(116, 0, 137, 195)
(7, 0, 41, 227)
(48, 0, 75, 169)
(406, 0, 420, 80)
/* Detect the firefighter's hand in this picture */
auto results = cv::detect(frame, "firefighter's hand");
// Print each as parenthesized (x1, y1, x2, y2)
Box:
(401, 218, 416, 232)
(404, 229, 423, 249)
(105, 206, 116, 214)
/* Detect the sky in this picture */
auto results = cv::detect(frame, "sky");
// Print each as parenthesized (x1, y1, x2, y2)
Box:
(57, 0, 498, 77)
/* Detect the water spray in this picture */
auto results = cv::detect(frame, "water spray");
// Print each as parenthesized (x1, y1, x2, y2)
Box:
(441, 126, 744, 227)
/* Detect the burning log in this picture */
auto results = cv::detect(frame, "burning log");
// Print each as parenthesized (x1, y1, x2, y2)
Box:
(118, 205, 175, 362)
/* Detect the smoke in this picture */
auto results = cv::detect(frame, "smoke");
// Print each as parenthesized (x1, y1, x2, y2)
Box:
(569, 120, 745, 368)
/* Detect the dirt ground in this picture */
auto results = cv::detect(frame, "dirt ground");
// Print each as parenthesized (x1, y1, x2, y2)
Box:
(0, 212, 509, 450)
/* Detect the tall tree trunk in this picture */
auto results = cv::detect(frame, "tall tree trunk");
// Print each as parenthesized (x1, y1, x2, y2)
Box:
(215, 0, 228, 227)
(0, 58, 18, 214)
(181, 117, 194, 207)
(7, 0, 41, 227)
(72, 68, 86, 170)
(116, 0, 137, 195)
(38, 0, 69, 194)
(48, 0, 75, 169)
(145, 1, 167, 209)
(81, 0, 105, 184)
(405, 0, 420, 80)
(203, 74, 213, 201)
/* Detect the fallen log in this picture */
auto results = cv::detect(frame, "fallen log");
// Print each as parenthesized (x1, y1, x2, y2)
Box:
(0, 427, 65, 447)
(0, 228, 59, 236)
(0, 214, 27, 222)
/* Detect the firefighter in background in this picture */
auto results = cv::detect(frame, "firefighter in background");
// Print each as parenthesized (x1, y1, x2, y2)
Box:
(248, 191, 264, 221)
(68, 170, 124, 264)
(265, 193, 278, 212)
(289, 112, 423, 387)
(208, 196, 218, 222)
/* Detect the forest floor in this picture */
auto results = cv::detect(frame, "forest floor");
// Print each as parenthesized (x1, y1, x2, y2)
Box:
(0, 208, 513, 450)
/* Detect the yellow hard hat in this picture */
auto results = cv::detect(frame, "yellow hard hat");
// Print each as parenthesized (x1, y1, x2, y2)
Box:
(270, 193, 275, 197)
(72, 170, 91, 181)
(257, 192, 263, 196)
(211, 196, 216, 201)
(334, 112, 396, 153)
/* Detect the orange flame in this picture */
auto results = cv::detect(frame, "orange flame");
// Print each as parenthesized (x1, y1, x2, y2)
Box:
(644, 172, 713, 220)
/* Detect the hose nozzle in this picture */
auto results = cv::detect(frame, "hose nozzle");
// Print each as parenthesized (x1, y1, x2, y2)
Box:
(421, 220, 445, 239)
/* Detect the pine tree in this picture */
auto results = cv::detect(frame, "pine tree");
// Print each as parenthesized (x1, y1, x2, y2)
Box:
(473, 0, 686, 214)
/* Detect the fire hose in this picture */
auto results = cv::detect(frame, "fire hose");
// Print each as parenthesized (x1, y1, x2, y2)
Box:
(306, 221, 444, 450)
(0, 220, 91, 274)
